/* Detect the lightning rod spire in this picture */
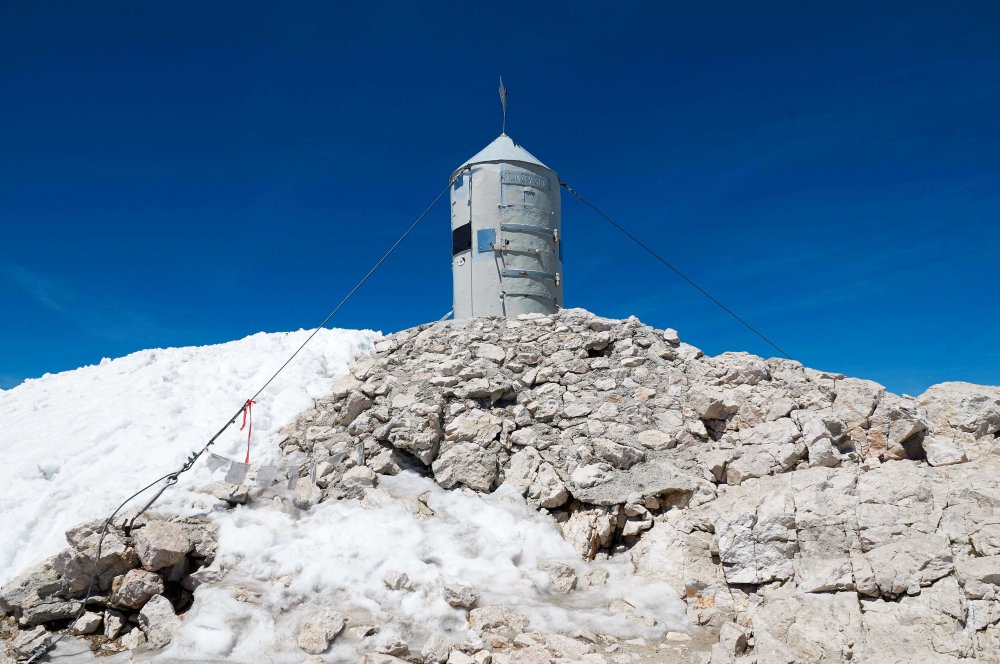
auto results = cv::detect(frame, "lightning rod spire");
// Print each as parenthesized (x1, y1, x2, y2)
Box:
(499, 76, 508, 135)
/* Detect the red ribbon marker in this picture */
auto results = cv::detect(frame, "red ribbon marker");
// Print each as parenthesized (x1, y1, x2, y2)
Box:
(240, 399, 256, 464)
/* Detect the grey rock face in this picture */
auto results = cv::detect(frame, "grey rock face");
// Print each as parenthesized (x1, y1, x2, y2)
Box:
(432, 443, 498, 492)
(19, 598, 81, 627)
(251, 308, 1000, 661)
(1, 516, 217, 656)
(139, 594, 180, 649)
(10, 625, 49, 658)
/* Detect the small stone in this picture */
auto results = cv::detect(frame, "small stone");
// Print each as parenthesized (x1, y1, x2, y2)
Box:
(297, 608, 346, 654)
(195, 481, 249, 505)
(715, 622, 749, 656)
(538, 562, 577, 593)
(421, 634, 452, 663)
(570, 464, 612, 489)
(545, 633, 593, 658)
(71, 610, 103, 635)
(384, 570, 413, 591)
(349, 623, 379, 639)
(139, 594, 180, 649)
(19, 598, 81, 626)
(477, 343, 506, 363)
(104, 609, 127, 639)
(110, 568, 165, 609)
(377, 638, 410, 655)
(469, 605, 527, 636)
(120, 627, 146, 650)
(343, 465, 378, 488)
(443, 582, 479, 608)
(432, 443, 498, 492)
(636, 430, 675, 451)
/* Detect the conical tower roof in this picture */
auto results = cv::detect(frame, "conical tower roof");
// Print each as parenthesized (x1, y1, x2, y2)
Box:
(452, 134, 552, 179)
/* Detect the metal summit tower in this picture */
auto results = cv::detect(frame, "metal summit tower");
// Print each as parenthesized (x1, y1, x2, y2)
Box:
(449, 83, 563, 319)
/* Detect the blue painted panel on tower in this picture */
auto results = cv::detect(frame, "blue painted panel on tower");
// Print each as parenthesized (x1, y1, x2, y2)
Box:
(477, 228, 496, 254)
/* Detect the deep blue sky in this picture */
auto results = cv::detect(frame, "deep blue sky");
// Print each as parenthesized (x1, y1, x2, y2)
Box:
(1, 2, 998, 395)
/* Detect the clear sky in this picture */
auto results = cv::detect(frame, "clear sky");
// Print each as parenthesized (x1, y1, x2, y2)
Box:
(1, 2, 998, 395)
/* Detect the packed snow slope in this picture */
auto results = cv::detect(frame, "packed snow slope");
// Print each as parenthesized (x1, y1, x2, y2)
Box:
(0, 328, 377, 586)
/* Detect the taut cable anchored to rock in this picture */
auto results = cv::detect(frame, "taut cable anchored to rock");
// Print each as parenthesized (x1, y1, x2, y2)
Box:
(21, 183, 449, 663)
(559, 179, 795, 362)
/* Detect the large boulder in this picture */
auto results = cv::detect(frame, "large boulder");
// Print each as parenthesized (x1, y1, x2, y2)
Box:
(132, 521, 193, 571)
(431, 443, 498, 492)
(919, 382, 1000, 439)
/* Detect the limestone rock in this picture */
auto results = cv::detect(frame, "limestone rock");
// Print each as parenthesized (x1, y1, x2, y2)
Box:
(257, 308, 1000, 663)
(537, 562, 577, 593)
(10, 626, 49, 659)
(636, 429, 675, 451)
(432, 443, 498, 492)
(446, 409, 503, 444)
(343, 465, 378, 488)
(443, 582, 479, 609)
(110, 568, 164, 609)
(865, 535, 953, 597)
(545, 633, 592, 658)
(139, 594, 180, 649)
(919, 382, 1000, 438)
(104, 609, 127, 639)
(421, 634, 452, 663)
(469, 605, 527, 637)
(297, 608, 346, 654)
(195, 480, 249, 505)
(54, 528, 138, 594)
(529, 463, 569, 508)
(0, 560, 61, 613)
(70, 610, 103, 635)
(133, 521, 193, 571)
(922, 435, 968, 466)
(20, 598, 80, 626)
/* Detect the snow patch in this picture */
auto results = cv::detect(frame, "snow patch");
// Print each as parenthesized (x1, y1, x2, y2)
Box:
(0, 328, 377, 584)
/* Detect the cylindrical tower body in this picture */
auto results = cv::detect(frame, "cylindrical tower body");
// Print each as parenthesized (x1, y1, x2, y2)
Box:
(450, 134, 563, 319)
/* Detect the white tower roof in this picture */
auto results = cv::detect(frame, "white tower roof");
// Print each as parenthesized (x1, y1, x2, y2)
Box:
(452, 134, 552, 179)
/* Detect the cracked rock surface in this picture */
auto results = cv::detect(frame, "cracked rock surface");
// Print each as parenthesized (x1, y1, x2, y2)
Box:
(278, 308, 1000, 663)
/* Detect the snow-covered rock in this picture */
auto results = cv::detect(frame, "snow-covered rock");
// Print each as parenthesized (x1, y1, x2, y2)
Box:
(3, 310, 999, 663)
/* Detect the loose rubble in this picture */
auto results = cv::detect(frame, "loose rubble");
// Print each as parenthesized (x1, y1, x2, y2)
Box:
(273, 308, 1000, 663)
(3, 308, 999, 663)
(0, 515, 217, 658)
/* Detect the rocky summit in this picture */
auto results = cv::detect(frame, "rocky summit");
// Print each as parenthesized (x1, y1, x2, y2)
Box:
(3, 308, 1000, 663)
(278, 308, 1000, 663)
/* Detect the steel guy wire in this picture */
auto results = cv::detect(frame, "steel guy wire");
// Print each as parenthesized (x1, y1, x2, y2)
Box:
(559, 179, 795, 362)
(22, 182, 450, 662)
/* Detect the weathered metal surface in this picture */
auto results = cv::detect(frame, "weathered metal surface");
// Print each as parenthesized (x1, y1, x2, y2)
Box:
(450, 134, 563, 319)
